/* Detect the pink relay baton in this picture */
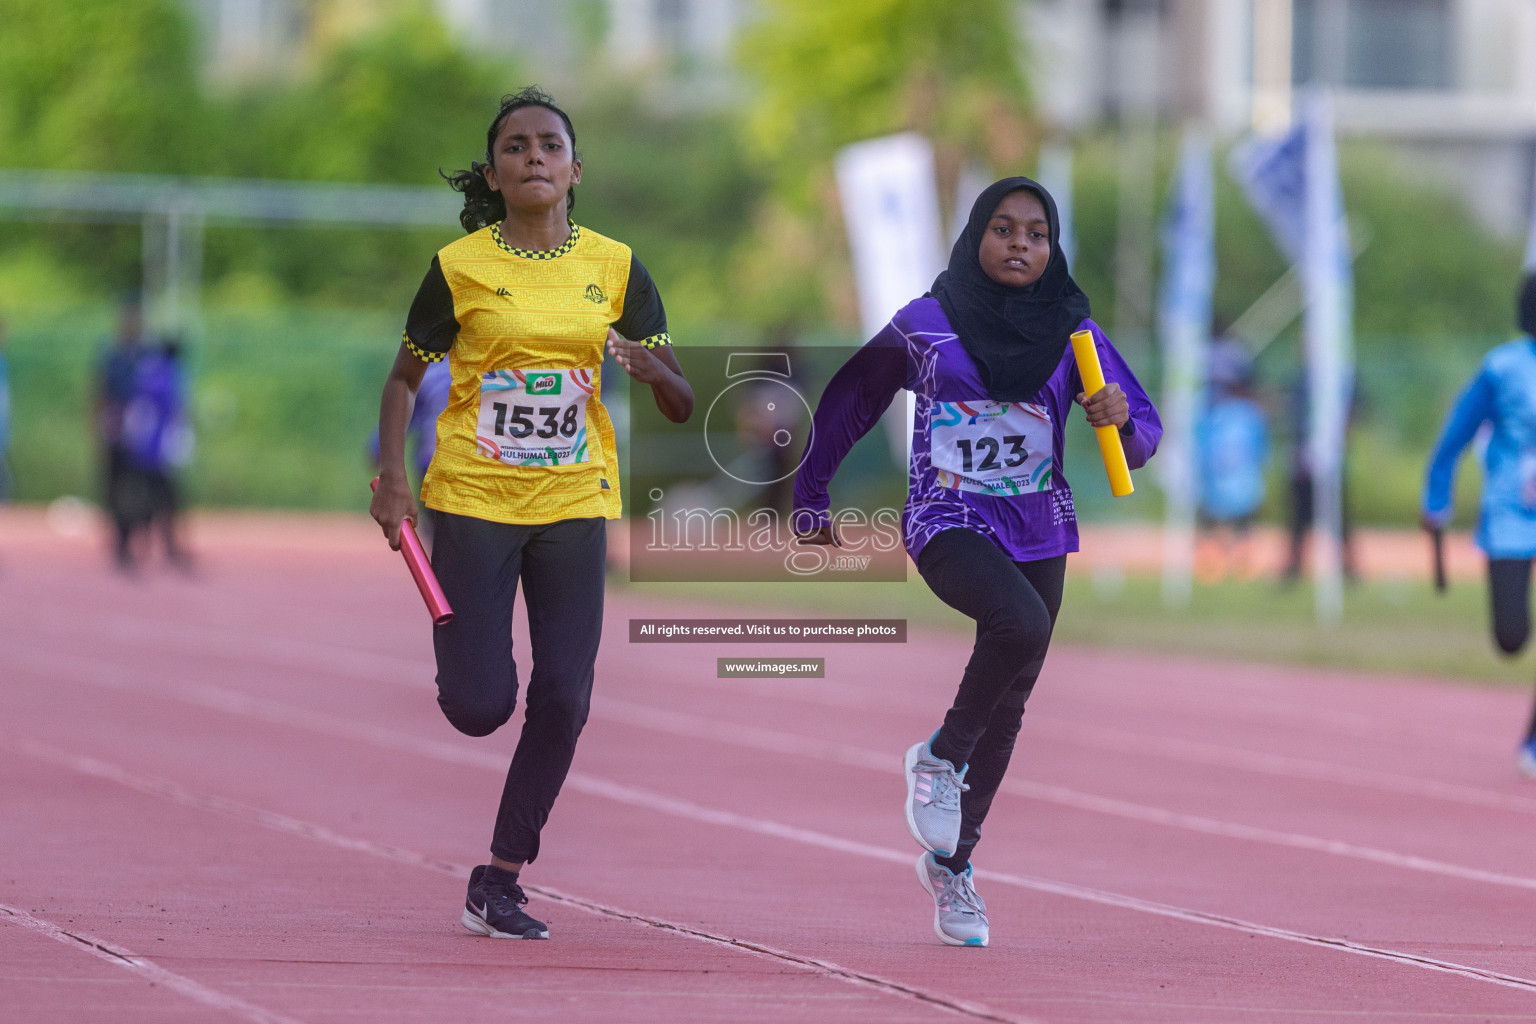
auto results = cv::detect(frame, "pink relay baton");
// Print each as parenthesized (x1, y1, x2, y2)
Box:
(371, 477, 453, 625)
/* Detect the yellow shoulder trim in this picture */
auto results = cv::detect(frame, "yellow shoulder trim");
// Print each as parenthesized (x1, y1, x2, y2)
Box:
(404, 331, 446, 363)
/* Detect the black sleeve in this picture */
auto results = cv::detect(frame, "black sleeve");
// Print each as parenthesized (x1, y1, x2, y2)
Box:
(614, 255, 670, 350)
(402, 256, 459, 363)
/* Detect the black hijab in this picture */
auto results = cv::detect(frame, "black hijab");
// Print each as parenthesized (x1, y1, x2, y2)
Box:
(929, 177, 1091, 402)
(1519, 274, 1536, 338)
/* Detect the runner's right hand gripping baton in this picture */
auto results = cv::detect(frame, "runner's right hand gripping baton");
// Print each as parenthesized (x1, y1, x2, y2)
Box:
(371, 477, 453, 625)
(1070, 329, 1134, 497)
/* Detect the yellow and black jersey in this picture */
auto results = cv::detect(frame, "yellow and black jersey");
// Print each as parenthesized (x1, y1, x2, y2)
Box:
(402, 220, 670, 525)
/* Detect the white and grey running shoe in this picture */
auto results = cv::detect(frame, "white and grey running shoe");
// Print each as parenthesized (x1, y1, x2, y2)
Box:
(903, 737, 968, 856)
(916, 852, 989, 947)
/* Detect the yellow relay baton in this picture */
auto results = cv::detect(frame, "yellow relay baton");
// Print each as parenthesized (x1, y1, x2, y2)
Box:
(1069, 329, 1134, 497)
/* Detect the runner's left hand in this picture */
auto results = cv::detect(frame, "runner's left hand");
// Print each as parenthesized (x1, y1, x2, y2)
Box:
(608, 328, 669, 385)
(1076, 383, 1129, 430)
(795, 525, 840, 547)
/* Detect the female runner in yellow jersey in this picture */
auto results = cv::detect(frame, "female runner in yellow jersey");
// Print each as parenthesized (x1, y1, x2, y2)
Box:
(370, 87, 693, 939)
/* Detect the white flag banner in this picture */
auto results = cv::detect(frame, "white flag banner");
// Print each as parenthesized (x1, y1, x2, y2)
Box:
(835, 132, 946, 342)
(835, 133, 946, 464)
(1301, 92, 1354, 624)
(1035, 141, 1076, 267)
(1157, 129, 1215, 609)
(1231, 92, 1354, 624)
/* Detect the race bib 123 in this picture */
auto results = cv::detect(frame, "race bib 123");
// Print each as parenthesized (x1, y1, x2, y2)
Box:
(929, 399, 1054, 495)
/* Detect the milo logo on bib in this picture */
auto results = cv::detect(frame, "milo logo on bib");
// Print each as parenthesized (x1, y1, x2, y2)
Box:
(527, 373, 561, 396)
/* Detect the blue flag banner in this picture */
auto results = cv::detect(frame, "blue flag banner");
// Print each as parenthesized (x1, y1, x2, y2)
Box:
(1230, 124, 1306, 265)
(1230, 92, 1354, 624)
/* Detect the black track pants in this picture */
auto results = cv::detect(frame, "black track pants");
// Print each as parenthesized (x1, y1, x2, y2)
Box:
(916, 528, 1066, 865)
(1487, 558, 1536, 740)
(430, 511, 607, 864)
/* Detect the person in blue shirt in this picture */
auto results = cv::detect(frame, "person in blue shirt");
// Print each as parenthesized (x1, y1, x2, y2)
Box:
(94, 295, 150, 570)
(1422, 275, 1536, 777)
(1194, 340, 1269, 581)
(123, 340, 193, 569)
(1281, 373, 1358, 583)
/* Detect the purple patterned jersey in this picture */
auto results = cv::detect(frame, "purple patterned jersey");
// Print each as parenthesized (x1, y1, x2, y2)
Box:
(794, 297, 1161, 563)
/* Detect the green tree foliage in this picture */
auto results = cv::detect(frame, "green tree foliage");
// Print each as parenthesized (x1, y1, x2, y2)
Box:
(573, 99, 764, 335)
(0, 0, 512, 307)
(218, 9, 504, 185)
(0, 0, 204, 174)
(734, 0, 1031, 329)
(202, 8, 509, 306)
(740, 0, 1029, 197)
(0, 0, 761, 319)
(1340, 146, 1521, 338)
(0, 0, 208, 296)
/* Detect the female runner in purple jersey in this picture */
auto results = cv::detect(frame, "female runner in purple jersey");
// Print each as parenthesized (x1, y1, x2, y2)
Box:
(793, 177, 1161, 946)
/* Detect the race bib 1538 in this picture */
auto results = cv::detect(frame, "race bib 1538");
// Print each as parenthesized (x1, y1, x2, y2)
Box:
(929, 399, 1054, 495)
(475, 368, 594, 466)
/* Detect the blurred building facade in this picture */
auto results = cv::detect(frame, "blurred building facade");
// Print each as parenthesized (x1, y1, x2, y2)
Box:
(183, 0, 1536, 232)
(1027, 0, 1536, 235)
(187, 0, 746, 102)
(187, 0, 310, 79)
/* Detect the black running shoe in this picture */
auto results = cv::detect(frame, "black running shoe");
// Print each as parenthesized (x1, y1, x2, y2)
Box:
(462, 864, 549, 939)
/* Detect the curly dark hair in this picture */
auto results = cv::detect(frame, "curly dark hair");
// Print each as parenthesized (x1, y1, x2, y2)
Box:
(442, 86, 579, 234)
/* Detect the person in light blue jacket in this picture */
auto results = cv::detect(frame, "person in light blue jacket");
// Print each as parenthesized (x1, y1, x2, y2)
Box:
(1195, 341, 1269, 580)
(1422, 275, 1536, 777)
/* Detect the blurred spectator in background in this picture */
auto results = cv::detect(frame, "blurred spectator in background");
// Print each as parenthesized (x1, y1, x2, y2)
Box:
(123, 339, 194, 570)
(0, 316, 12, 504)
(1421, 274, 1536, 777)
(1194, 338, 1269, 582)
(734, 339, 803, 517)
(1280, 372, 1357, 584)
(367, 356, 451, 542)
(94, 294, 149, 571)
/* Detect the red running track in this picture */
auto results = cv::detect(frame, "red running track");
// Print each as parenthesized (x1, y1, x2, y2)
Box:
(4, 509, 1536, 1023)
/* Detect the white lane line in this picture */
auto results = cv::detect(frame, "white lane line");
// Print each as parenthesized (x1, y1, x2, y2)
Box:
(10, 643, 1536, 994)
(0, 902, 307, 1024)
(561, 775, 1536, 995)
(1032, 718, 1536, 816)
(646, 669, 1536, 817)
(41, 610, 427, 685)
(12, 740, 1028, 1024)
(592, 696, 1536, 893)
(54, 611, 1536, 820)
(15, 640, 1536, 900)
